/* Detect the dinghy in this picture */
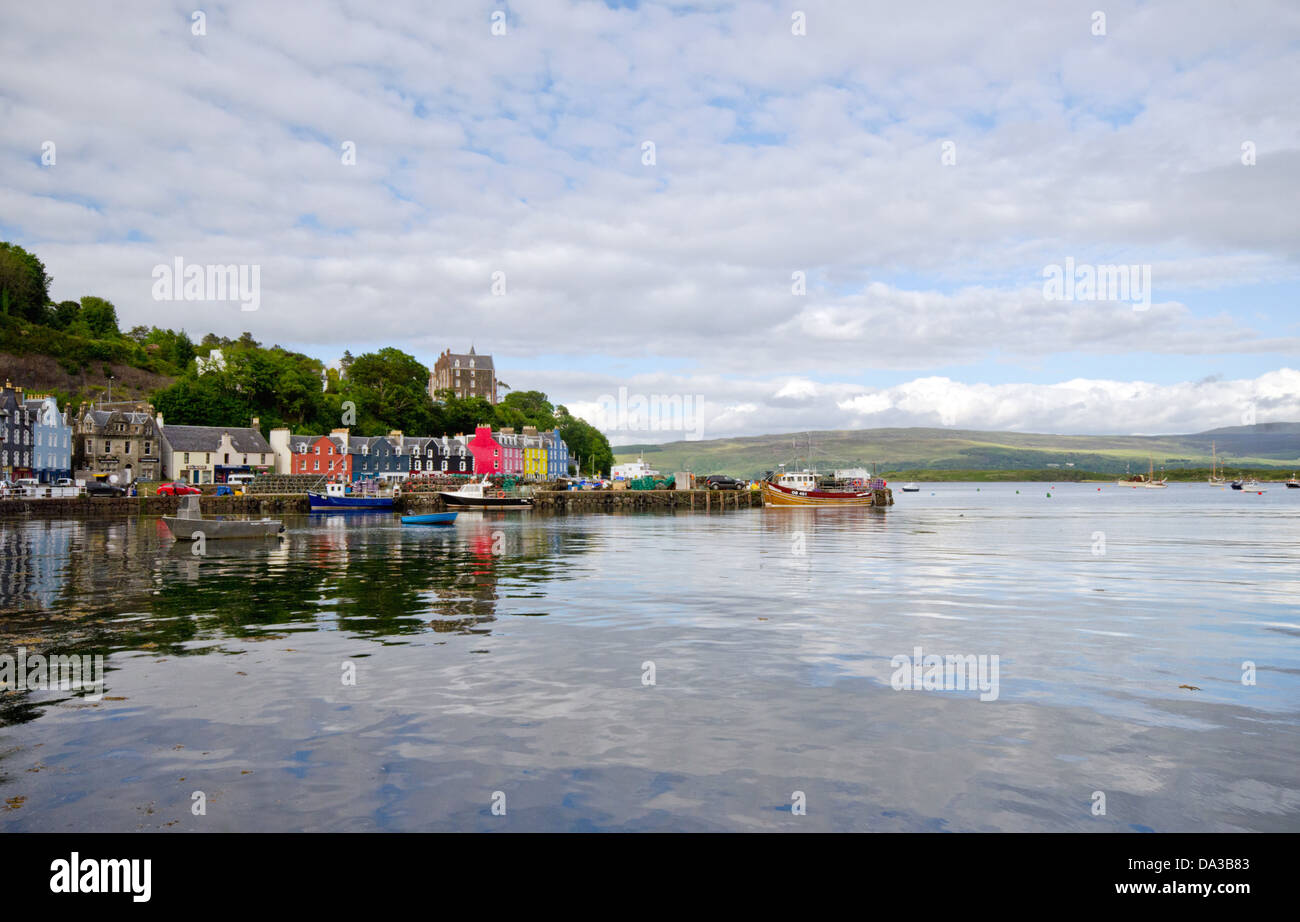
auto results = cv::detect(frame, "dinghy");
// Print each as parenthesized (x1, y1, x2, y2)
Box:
(400, 512, 459, 526)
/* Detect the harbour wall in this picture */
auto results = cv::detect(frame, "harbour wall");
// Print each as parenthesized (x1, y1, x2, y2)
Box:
(0, 489, 782, 519)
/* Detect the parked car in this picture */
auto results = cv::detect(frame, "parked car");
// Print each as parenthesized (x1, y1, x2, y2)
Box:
(56, 478, 75, 487)
(85, 481, 127, 497)
(156, 481, 202, 496)
(705, 474, 742, 490)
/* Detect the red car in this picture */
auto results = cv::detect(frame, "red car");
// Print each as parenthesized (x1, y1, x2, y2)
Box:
(156, 481, 201, 496)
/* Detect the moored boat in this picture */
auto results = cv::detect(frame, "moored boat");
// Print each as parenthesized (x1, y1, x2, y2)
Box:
(1208, 441, 1227, 487)
(309, 482, 395, 511)
(401, 512, 459, 526)
(1287, 473, 1299, 489)
(163, 495, 283, 540)
(440, 476, 532, 508)
(761, 469, 890, 507)
(901, 482, 920, 492)
(1116, 458, 1167, 489)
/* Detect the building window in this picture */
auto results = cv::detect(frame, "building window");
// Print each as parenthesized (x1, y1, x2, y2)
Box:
(314, 460, 320, 471)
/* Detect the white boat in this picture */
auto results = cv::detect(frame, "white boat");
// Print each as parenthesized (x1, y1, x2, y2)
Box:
(439, 476, 532, 508)
(901, 482, 920, 492)
(1208, 441, 1227, 487)
(163, 494, 283, 540)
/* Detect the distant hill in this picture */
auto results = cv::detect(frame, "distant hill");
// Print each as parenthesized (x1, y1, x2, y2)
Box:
(613, 425, 1300, 477)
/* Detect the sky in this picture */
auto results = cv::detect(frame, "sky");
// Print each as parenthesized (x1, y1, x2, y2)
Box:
(2, 0, 1298, 443)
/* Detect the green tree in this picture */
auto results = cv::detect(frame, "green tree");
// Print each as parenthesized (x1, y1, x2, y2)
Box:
(497, 390, 556, 429)
(50, 300, 81, 329)
(0, 242, 52, 323)
(78, 296, 120, 338)
(342, 348, 437, 434)
(154, 376, 255, 428)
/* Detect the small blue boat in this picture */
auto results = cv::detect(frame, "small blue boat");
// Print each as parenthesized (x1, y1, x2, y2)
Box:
(401, 512, 458, 526)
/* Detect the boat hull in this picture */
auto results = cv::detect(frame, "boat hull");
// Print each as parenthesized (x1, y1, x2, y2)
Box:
(308, 491, 394, 511)
(761, 480, 882, 507)
(439, 493, 531, 507)
(401, 512, 459, 525)
(163, 517, 283, 540)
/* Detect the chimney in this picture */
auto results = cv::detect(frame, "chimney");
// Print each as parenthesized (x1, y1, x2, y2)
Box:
(251, 416, 260, 430)
(156, 411, 165, 427)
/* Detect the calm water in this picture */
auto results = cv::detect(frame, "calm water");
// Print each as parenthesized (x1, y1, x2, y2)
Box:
(2, 483, 1298, 832)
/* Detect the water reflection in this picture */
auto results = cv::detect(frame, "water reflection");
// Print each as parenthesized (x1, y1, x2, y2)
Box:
(0, 512, 585, 682)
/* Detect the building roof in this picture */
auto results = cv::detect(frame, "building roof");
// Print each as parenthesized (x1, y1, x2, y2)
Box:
(85, 409, 154, 429)
(290, 434, 324, 453)
(162, 424, 270, 453)
(443, 349, 494, 370)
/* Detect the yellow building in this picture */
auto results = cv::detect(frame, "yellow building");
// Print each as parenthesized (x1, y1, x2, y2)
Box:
(521, 426, 547, 479)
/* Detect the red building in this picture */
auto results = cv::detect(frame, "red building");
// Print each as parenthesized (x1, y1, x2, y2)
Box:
(466, 425, 503, 475)
(288, 432, 351, 481)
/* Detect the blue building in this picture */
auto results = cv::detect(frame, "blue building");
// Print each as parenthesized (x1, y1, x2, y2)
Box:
(352, 434, 408, 481)
(547, 428, 571, 478)
(26, 395, 72, 482)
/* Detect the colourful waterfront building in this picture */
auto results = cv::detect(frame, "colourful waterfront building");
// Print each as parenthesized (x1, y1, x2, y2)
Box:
(352, 434, 408, 481)
(0, 381, 35, 480)
(159, 421, 272, 484)
(26, 396, 73, 483)
(289, 431, 351, 481)
(466, 425, 505, 475)
(493, 428, 524, 475)
(547, 427, 570, 478)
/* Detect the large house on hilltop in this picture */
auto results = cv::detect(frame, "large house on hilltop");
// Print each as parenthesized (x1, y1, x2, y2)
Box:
(429, 347, 499, 405)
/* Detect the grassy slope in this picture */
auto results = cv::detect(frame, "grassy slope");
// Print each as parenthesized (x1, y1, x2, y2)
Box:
(615, 424, 1300, 478)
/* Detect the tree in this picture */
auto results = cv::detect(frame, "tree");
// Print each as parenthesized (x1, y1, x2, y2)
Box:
(343, 348, 437, 434)
(154, 376, 254, 428)
(78, 296, 120, 338)
(0, 242, 52, 323)
(556, 409, 613, 476)
(497, 390, 556, 430)
(50, 300, 81, 329)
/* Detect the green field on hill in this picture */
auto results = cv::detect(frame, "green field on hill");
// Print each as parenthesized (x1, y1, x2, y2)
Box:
(614, 425, 1300, 479)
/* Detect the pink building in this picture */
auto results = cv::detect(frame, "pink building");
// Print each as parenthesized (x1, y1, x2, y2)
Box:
(494, 427, 524, 475)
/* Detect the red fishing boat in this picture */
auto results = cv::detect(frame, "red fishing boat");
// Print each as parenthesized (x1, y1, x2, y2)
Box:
(760, 469, 891, 507)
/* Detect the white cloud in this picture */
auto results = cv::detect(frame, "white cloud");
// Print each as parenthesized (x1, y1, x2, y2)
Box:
(1, 0, 1296, 436)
